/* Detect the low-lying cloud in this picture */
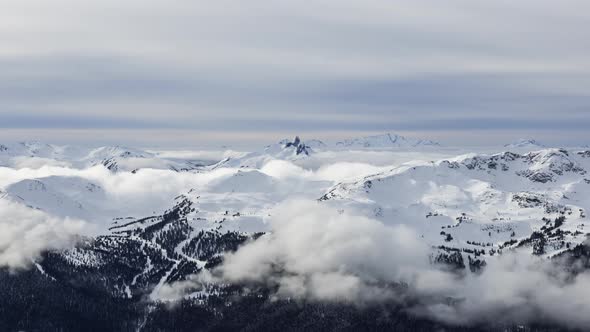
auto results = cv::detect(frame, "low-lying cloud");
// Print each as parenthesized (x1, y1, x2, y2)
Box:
(162, 200, 590, 329)
(219, 200, 429, 302)
(0, 199, 87, 269)
(0, 163, 245, 269)
(3, 156, 590, 329)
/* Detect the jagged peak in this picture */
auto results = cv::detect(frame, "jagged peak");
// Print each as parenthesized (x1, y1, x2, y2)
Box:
(266, 136, 314, 156)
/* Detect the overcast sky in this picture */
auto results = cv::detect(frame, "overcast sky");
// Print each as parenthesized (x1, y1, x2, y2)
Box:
(1, 0, 589, 148)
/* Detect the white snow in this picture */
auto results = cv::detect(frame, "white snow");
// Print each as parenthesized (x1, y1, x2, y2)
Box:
(1, 136, 589, 275)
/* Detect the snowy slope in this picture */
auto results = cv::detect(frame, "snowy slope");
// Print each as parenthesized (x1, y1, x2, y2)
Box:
(321, 148, 590, 258)
(5, 176, 106, 220)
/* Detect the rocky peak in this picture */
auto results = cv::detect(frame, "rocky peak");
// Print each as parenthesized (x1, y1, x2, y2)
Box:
(283, 136, 312, 156)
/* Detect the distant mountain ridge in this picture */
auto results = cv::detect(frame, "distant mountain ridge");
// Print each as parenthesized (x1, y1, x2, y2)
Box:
(335, 133, 441, 149)
(0, 142, 214, 172)
(504, 139, 546, 149)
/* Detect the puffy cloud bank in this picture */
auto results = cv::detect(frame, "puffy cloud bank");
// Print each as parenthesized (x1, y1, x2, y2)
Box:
(0, 199, 87, 269)
(203, 200, 590, 329)
(220, 200, 430, 302)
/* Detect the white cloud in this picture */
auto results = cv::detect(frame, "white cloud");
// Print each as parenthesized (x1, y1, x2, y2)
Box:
(210, 200, 590, 328)
(218, 200, 430, 301)
(0, 199, 87, 269)
(10, 156, 73, 169)
(0, 163, 240, 227)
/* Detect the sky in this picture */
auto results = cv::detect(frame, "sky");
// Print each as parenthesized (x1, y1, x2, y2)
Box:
(1, 0, 589, 148)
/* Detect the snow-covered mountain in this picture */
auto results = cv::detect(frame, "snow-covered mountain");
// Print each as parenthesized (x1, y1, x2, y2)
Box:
(6, 176, 106, 220)
(2, 139, 590, 331)
(335, 133, 440, 149)
(304, 139, 328, 150)
(504, 138, 546, 150)
(217, 136, 317, 169)
(0, 142, 217, 172)
(321, 148, 590, 258)
(0, 134, 444, 171)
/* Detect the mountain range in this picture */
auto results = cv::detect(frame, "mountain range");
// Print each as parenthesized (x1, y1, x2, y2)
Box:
(1, 134, 589, 331)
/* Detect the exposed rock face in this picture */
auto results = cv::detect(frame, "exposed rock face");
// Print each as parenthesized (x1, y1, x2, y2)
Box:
(284, 136, 313, 155)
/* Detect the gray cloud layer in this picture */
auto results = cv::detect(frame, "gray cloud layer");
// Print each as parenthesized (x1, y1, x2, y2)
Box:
(1, 0, 590, 146)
